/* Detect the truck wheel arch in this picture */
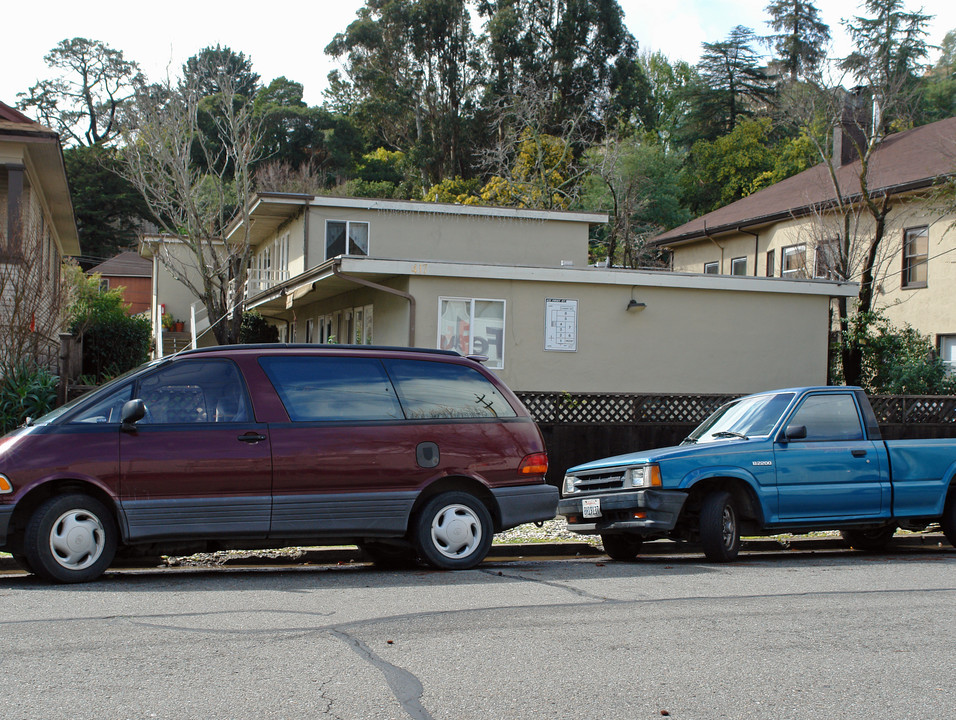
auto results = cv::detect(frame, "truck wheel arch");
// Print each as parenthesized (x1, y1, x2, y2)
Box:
(682, 476, 764, 530)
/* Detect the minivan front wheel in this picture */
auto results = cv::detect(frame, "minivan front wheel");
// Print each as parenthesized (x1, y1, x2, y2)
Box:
(24, 494, 118, 583)
(414, 492, 493, 570)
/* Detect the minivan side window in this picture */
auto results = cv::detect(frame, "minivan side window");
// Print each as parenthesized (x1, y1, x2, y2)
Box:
(384, 359, 517, 419)
(259, 356, 403, 421)
(69, 384, 133, 424)
(787, 394, 863, 441)
(136, 360, 251, 424)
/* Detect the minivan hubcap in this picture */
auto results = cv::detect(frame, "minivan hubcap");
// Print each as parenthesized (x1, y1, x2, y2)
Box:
(431, 504, 481, 559)
(50, 510, 105, 570)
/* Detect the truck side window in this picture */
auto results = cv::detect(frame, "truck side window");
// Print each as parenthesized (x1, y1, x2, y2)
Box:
(788, 394, 864, 441)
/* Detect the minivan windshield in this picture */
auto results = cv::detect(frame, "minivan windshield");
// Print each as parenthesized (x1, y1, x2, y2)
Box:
(26, 358, 167, 427)
(684, 392, 794, 444)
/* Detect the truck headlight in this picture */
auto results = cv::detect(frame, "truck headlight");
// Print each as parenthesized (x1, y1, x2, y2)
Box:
(563, 475, 578, 495)
(628, 464, 661, 488)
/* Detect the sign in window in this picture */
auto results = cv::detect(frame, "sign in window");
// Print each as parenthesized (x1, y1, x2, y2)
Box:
(439, 298, 505, 369)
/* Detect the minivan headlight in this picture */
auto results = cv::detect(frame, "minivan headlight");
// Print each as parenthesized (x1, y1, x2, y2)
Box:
(0, 474, 12, 494)
(628, 464, 661, 488)
(563, 475, 578, 495)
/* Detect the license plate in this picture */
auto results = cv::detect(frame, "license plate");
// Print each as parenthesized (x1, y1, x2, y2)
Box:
(582, 497, 601, 518)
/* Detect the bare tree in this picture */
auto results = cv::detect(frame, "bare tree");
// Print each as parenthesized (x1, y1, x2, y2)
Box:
(120, 64, 267, 345)
(0, 216, 68, 372)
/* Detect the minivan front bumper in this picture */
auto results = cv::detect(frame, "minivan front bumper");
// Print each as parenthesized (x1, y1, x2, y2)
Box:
(558, 489, 688, 535)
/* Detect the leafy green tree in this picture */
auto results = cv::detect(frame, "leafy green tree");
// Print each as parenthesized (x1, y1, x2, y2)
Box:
(183, 45, 260, 99)
(919, 29, 956, 122)
(693, 26, 776, 139)
(681, 118, 776, 214)
(636, 53, 699, 149)
(477, 0, 639, 134)
(326, 0, 483, 186)
(65, 266, 151, 382)
(840, 0, 933, 130)
(581, 135, 689, 267)
(63, 145, 154, 260)
(17, 37, 143, 146)
(835, 310, 955, 395)
(239, 311, 279, 344)
(0, 362, 59, 434)
(763, 0, 831, 82)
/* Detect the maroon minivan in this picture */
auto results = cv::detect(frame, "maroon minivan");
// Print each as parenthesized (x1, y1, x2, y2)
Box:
(0, 345, 556, 583)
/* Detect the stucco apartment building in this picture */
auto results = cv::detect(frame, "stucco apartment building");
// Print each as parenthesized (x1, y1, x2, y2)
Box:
(143, 191, 855, 395)
(0, 101, 80, 368)
(653, 115, 956, 372)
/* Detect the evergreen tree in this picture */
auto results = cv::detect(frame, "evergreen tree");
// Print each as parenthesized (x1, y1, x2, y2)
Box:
(763, 0, 831, 82)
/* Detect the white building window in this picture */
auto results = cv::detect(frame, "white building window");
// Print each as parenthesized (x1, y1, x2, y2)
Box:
(902, 226, 928, 289)
(439, 297, 505, 369)
(731, 257, 747, 275)
(703, 261, 719, 274)
(782, 244, 807, 278)
(305, 319, 314, 344)
(326, 220, 369, 259)
(249, 233, 290, 294)
(351, 305, 373, 344)
(939, 335, 956, 376)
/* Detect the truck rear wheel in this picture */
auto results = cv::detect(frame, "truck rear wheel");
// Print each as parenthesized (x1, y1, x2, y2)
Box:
(699, 490, 740, 562)
(601, 533, 643, 560)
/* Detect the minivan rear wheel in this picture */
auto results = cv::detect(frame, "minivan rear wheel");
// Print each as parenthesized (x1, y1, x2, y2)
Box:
(24, 494, 117, 583)
(414, 492, 493, 570)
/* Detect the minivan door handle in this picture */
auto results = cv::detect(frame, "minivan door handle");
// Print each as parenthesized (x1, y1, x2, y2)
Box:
(238, 432, 266, 444)
(851, 449, 867, 457)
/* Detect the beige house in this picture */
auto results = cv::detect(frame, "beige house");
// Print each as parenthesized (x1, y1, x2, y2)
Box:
(147, 191, 854, 394)
(0, 101, 80, 368)
(653, 116, 956, 372)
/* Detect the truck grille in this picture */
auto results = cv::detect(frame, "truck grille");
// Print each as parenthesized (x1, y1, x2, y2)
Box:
(570, 467, 627, 493)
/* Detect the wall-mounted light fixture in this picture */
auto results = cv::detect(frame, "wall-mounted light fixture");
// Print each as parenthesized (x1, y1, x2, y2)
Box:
(626, 299, 646, 311)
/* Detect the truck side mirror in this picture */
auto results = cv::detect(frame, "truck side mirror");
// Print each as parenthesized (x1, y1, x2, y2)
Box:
(121, 399, 147, 432)
(784, 424, 807, 441)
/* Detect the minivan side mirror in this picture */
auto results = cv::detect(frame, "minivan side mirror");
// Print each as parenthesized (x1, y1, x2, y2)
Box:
(121, 399, 147, 432)
(783, 424, 807, 441)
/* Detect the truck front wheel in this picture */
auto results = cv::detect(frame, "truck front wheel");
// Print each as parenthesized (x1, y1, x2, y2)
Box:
(601, 533, 643, 560)
(699, 490, 740, 562)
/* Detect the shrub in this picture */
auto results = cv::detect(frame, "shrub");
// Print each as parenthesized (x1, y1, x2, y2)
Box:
(239, 311, 279, 344)
(0, 362, 59, 434)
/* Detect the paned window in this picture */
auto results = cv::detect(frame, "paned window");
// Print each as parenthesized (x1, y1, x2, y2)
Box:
(703, 261, 719, 274)
(766, 249, 775, 277)
(781, 244, 807, 278)
(438, 298, 505, 369)
(326, 220, 370, 259)
(731, 257, 747, 275)
(814, 240, 840, 280)
(938, 335, 956, 376)
(902, 226, 928, 289)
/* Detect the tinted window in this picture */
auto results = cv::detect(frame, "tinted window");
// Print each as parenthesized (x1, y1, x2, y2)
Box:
(68, 384, 133, 424)
(260, 356, 402, 421)
(384, 359, 517, 419)
(787, 394, 863, 441)
(136, 360, 251, 424)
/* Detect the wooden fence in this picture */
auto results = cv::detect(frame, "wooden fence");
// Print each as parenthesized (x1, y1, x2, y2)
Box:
(514, 391, 956, 485)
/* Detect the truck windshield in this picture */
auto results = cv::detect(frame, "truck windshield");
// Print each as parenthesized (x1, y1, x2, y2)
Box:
(685, 392, 794, 444)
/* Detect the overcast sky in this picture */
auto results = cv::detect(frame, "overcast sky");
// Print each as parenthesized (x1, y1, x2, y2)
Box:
(2, 0, 954, 110)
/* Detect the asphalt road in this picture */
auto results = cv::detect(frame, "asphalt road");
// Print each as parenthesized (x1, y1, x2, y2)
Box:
(1, 545, 954, 720)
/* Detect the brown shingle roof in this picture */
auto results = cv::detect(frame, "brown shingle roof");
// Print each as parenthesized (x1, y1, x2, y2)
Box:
(88, 251, 152, 278)
(653, 116, 956, 246)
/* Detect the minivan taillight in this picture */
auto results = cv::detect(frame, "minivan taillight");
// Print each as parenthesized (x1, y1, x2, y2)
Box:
(518, 452, 548, 477)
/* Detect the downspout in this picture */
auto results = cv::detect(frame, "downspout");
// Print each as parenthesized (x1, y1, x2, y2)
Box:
(302, 201, 310, 270)
(331, 258, 417, 346)
(703, 221, 724, 273)
(738, 227, 759, 276)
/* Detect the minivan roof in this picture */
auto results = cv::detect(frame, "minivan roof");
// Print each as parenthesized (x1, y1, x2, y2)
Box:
(176, 344, 463, 358)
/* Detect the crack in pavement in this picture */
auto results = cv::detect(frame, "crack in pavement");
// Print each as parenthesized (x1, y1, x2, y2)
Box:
(478, 567, 612, 602)
(328, 628, 433, 720)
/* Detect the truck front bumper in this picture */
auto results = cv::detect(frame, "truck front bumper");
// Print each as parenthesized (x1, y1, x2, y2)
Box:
(557, 489, 688, 535)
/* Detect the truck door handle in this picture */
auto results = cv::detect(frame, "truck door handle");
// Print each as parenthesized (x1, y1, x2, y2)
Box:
(851, 449, 867, 457)
(238, 432, 266, 444)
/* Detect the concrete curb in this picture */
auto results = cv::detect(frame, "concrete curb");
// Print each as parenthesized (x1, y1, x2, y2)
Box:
(2, 534, 950, 573)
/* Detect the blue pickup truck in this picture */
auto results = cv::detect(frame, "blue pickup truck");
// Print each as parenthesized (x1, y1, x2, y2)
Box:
(558, 386, 956, 561)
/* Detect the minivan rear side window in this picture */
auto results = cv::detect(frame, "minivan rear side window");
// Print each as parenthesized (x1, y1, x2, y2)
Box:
(383, 359, 517, 419)
(260, 356, 403, 421)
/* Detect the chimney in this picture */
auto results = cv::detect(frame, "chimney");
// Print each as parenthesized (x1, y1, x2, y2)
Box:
(832, 88, 871, 167)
